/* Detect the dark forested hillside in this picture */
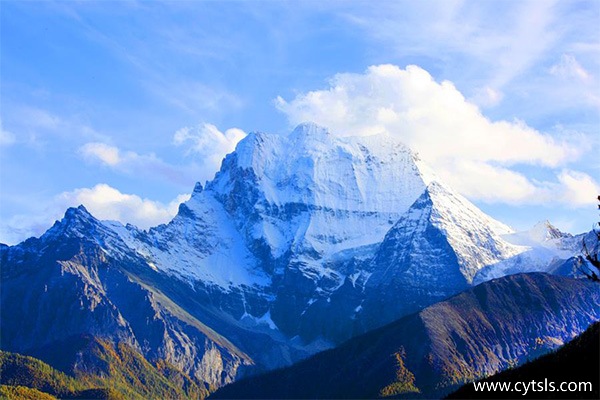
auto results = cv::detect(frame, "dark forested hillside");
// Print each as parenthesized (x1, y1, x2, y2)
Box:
(447, 322, 599, 399)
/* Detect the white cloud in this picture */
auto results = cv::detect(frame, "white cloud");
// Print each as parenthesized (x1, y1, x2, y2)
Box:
(80, 142, 121, 166)
(0, 184, 190, 245)
(470, 86, 504, 108)
(79, 142, 193, 186)
(0, 119, 16, 146)
(276, 64, 592, 207)
(550, 54, 591, 81)
(556, 170, 599, 207)
(439, 160, 540, 204)
(79, 123, 248, 192)
(173, 123, 247, 182)
(56, 184, 190, 228)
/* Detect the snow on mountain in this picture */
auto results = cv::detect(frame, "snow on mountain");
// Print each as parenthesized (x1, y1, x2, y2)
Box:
(424, 182, 520, 279)
(104, 186, 271, 290)
(359, 181, 526, 327)
(220, 123, 430, 212)
(503, 220, 573, 249)
(473, 220, 584, 284)
(206, 123, 432, 267)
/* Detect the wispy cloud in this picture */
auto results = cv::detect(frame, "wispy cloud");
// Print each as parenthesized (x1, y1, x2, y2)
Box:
(6, 106, 108, 147)
(47, 2, 245, 117)
(79, 142, 194, 186)
(346, 0, 559, 86)
(276, 64, 598, 207)
(550, 54, 591, 81)
(333, 0, 598, 116)
(0, 119, 16, 146)
(153, 81, 243, 115)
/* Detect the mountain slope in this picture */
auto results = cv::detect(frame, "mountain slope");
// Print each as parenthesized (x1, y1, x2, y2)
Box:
(0, 206, 252, 391)
(360, 182, 521, 328)
(212, 273, 600, 399)
(447, 322, 599, 399)
(0, 343, 207, 400)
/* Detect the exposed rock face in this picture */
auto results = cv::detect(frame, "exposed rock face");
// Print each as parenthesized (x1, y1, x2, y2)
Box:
(212, 273, 600, 399)
(0, 206, 251, 389)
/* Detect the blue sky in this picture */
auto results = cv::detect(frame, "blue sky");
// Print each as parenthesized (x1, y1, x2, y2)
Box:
(1, 0, 599, 244)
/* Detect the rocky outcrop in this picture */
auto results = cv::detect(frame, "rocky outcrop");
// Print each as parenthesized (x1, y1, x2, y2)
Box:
(0, 206, 251, 390)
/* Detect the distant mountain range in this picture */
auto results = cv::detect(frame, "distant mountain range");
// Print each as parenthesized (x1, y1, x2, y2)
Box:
(1, 123, 596, 397)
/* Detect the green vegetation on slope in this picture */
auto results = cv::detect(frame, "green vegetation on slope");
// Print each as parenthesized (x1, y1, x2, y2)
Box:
(76, 338, 209, 399)
(0, 351, 86, 398)
(212, 274, 600, 399)
(380, 349, 420, 397)
(0, 338, 209, 400)
(0, 385, 57, 400)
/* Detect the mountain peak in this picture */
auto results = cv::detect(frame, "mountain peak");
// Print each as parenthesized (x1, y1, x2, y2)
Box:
(64, 204, 93, 219)
(56, 205, 98, 231)
(43, 204, 118, 245)
(209, 126, 430, 214)
(201, 125, 437, 271)
(367, 177, 519, 309)
(289, 122, 330, 138)
(530, 220, 567, 241)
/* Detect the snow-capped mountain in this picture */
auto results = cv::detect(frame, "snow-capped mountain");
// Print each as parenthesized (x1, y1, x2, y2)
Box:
(1, 123, 592, 394)
(0, 206, 254, 389)
(71, 123, 587, 344)
(195, 123, 433, 278)
(359, 181, 524, 328)
(474, 220, 586, 283)
(97, 123, 527, 342)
